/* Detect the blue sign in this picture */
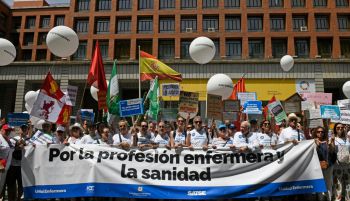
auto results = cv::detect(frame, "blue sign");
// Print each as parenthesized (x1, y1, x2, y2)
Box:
(7, 113, 30, 127)
(243, 101, 262, 114)
(80, 109, 95, 123)
(119, 98, 144, 117)
(320, 105, 341, 120)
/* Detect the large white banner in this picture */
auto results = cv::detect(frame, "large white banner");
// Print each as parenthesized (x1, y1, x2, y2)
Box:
(22, 140, 326, 199)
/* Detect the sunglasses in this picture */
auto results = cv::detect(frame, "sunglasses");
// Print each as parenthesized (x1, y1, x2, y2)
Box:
(219, 128, 226, 131)
(336, 127, 344, 129)
(316, 130, 324, 133)
(141, 125, 148, 128)
(177, 119, 184, 122)
(159, 126, 164, 128)
(119, 125, 126, 128)
(194, 121, 202, 124)
(263, 123, 270, 125)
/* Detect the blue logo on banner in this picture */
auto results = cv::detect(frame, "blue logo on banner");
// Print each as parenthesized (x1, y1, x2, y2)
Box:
(7, 113, 30, 127)
(119, 98, 144, 117)
(243, 101, 262, 114)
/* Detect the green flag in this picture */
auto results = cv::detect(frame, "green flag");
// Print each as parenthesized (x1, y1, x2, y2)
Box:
(148, 77, 159, 120)
(107, 60, 120, 115)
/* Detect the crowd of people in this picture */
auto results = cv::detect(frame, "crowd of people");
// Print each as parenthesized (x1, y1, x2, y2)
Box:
(0, 112, 350, 201)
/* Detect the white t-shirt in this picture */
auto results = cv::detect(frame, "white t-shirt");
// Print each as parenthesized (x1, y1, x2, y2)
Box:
(80, 134, 96, 144)
(137, 132, 155, 145)
(67, 137, 82, 145)
(335, 137, 350, 146)
(173, 130, 187, 145)
(211, 137, 233, 148)
(113, 133, 133, 145)
(257, 132, 278, 149)
(189, 129, 209, 148)
(233, 131, 259, 151)
(278, 127, 305, 144)
(154, 134, 170, 146)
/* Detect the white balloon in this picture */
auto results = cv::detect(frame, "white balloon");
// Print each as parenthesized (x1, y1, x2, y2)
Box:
(46, 26, 79, 58)
(207, 74, 234, 100)
(25, 103, 32, 113)
(189, 37, 216, 64)
(280, 55, 294, 72)
(90, 81, 109, 101)
(342, 81, 350, 98)
(0, 38, 16, 66)
(25, 90, 39, 107)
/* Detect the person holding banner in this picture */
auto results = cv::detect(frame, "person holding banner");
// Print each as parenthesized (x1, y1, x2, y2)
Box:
(80, 123, 97, 144)
(233, 121, 259, 152)
(154, 121, 171, 148)
(67, 123, 84, 144)
(186, 116, 211, 150)
(170, 117, 187, 148)
(94, 127, 112, 145)
(332, 123, 350, 201)
(113, 120, 134, 149)
(258, 120, 278, 149)
(211, 124, 234, 149)
(136, 121, 156, 150)
(278, 113, 305, 144)
(313, 126, 336, 201)
(53, 125, 66, 144)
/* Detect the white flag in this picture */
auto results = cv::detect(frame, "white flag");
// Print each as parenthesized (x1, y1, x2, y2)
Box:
(30, 91, 63, 123)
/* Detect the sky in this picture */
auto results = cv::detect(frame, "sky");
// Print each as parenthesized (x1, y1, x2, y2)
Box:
(3, 0, 70, 6)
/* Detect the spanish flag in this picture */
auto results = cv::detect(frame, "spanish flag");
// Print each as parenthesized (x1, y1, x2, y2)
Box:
(140, 51, 182, 82)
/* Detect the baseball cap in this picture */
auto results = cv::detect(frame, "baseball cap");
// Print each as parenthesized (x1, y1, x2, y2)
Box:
(218, 124, 227, 130)
(56, 125, 65, 132)
(2, 124, 14, 131)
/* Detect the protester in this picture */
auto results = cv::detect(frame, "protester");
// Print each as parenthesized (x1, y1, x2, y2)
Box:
(148, 122, 157, 136)
(154, 121, 171, 148)
(136, 120, 155, 150)
(113, 120, 134, 149)
(95, 122, 105, 139)
(313, 126, 336, 201)
(332, 122, 350, 201)
(80, 123, 97, 144)
(170, 117, 187, 148)
(278, 113, 305, 144)
(94, 127, 112, 145)
(54, 125, 66, 144)
(211, 124, 234, 149)
(186, 116, 210, 150)
(227, 124, 236, 138)
(258, 120, 278, 149)
(250, 119, 259, 133)
(67, 123, 84, 144)
(233, 121, 259, 152)
(0, 125, 15, 200)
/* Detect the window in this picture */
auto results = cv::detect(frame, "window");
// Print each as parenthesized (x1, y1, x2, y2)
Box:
(159, 17, 175, 33)
(293, 15, 307, 31)
(336, 0, 349, 7)
(23, 33, 34, 46)
(138, 17, 153, 33)
(137, 40, 152, 57)
(248, 16, 263, 31)
(95, 18, 110, 33)
(247, 0, 262, 7)
(181, 16, 197, 32)
(12, 16, 22, 29)
(317, 38, 332, 58)
(225, 0, 240, 7)
(36, 49, 47, 61)
(270, 0, 283, 7)
(76, 0, 90, 11)
(203, 0, 218, 8)
(226, 39, 242, 58)
(271, 39, 287, 58)
(26, 16, 36, 29)
(295, 38, 309, 58)
(75, 19, 89, 33)
(338, 15, 350, 31)
(55, 16, 65, 26)
(158, 40, 175, 59)
(292, 0, 305, 7)
(225, 16, 241, 31)
(22, 50, 32, 61)
(118, 0, 132, 10)
(139, 0, 153, 9)
(314, 0, 327, 7)
(181, 0, 197, 9)
(181, 40, 191, 59)
(203, 16, 219, 32)
(96, 0, 111, 10)
(116, 17, 131, 33)
(249, 39, 264, 58)
(37, 32, 47, 45)
(95, 40, 109, 59)
(160, 0, 175, 9)
(40, 16, 50, 28)
(115, 40, 130, 60)
(73, 41, 87, 60)
(270, 16, 285, 31)
(340, 38, 350, 58)
(315, 15, 329, 31)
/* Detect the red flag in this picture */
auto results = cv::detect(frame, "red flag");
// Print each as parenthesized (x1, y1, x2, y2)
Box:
(87, 41, 107, 91)
(41, 72, 64, 100)
(56, 104, 72, 125)
(263, 95, 277, 119)
(229, 78, 246, 100)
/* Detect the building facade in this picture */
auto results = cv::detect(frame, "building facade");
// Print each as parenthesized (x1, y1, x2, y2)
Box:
(0, 0, 350, 117)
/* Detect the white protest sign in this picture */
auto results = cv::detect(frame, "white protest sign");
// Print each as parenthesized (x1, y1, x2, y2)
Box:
(237, 92, 257, 105)
(65, 85, 78, 106)
(161, 83, 180, 97)
(337, 99, 350, 110)
(331, 110, 350, 125)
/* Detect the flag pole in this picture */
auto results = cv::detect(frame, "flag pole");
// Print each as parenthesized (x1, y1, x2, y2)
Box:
(138, 46, 141, 99)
